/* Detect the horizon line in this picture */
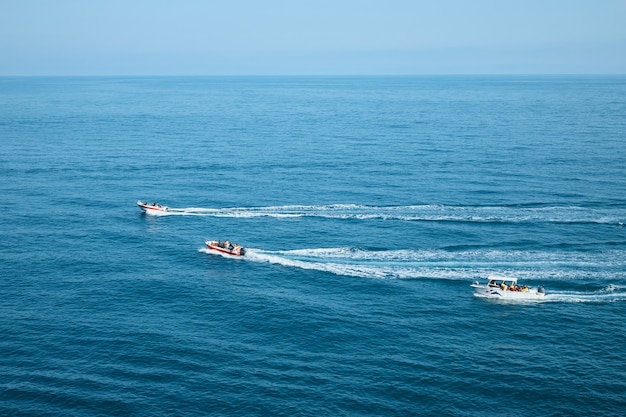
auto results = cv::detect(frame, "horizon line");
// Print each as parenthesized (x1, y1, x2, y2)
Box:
(2, 73, 625, 77)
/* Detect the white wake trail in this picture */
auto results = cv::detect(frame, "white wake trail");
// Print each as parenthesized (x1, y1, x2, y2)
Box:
(149, 203, 625, 224)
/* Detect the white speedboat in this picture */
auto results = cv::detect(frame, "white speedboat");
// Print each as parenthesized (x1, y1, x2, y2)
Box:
(471, 275, 545, 300)
(137, 200, 170, 214)
(205, 240, 246, 257)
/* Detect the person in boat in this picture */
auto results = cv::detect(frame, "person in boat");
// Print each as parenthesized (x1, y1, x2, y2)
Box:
(500, 281, 507, 290)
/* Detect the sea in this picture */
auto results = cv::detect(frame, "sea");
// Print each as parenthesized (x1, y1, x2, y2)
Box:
(1, 75, 625, 416)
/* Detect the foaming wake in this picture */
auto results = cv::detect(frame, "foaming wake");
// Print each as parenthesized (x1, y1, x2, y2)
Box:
(543, 284, 626, 303)
(151, 204, 625, 224)
(200, 246, 626, 286)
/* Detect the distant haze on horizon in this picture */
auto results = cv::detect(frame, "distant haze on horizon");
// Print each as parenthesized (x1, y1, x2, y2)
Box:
(1, 0, 625, 75)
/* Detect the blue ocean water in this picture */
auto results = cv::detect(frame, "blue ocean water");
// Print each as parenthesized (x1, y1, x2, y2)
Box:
(1, 76, 625, 416)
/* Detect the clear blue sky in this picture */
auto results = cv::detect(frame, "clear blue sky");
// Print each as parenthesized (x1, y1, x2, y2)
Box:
(2, 0, 625, 75)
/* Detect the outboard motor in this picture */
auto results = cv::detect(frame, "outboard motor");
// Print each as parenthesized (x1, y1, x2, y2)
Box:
(537, 287, 545, 295)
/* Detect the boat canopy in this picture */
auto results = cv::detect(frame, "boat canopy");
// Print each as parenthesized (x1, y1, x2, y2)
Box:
(487, 275, 518, 285)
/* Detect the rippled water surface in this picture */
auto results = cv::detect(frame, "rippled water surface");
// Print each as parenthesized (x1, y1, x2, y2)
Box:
(1, 76, 625, 416)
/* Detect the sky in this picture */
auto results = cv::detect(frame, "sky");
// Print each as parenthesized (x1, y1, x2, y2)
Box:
(1, 0, 625, 75)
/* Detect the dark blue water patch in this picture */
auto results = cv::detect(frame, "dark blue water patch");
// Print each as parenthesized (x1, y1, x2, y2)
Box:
(1, 76, 626, 416)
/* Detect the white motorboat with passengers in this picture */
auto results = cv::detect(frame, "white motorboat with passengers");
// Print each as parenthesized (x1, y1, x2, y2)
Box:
(471, 275, 545, 300)
(205, 240, 246, 257)
(137, 200, 170, 214)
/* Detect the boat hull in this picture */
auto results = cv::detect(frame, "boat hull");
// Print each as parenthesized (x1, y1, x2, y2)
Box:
(204, 240, 245, 257)
(471, 284, 545, 300)
(137, 200, 169, 214)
